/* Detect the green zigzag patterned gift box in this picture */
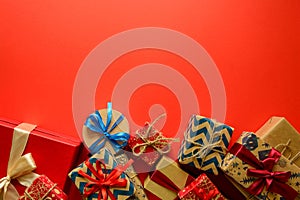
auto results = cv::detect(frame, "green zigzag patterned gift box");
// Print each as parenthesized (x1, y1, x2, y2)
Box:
(69, 148, 135, 200)
(178, 115, 233, 175)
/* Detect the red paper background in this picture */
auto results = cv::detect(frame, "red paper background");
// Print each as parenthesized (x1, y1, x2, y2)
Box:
(0, 1, 299, 146)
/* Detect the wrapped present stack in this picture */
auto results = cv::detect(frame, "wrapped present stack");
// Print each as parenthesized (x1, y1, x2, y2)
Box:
(2, 101, 300, 199)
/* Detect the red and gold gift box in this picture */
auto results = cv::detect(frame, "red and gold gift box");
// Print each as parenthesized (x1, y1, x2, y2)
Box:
(221, 132, 300, 200)
(19, 175, 67, 200)
(256, 116, 300, 167)
(144, 156, 195, 200)
(0, 118, 83, 198)
(128, 114, 178, 167)
(178, 173, 227, 200)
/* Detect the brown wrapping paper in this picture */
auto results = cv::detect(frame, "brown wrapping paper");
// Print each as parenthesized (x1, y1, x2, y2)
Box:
(256, 117, 300, 167)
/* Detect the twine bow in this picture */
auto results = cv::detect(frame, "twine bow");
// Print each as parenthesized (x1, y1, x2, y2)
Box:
(85, 102, 130, 154)
(275, 139, 300, 164)
(78, 159, 133, 200)
(132, 113, 179, 156)
(181, 119, 227, 167)
(0, 123, 38, 200)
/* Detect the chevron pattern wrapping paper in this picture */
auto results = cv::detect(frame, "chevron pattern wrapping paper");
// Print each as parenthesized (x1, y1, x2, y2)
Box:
(68, 148, 135, 200)
(178, 115, 233, 175)
(221, 132, 300, 200)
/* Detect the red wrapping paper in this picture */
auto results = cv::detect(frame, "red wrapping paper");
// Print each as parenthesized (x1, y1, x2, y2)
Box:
(19, 175, 67, 200)
(179, 162, 247, 200)
(0, 118, 83, 198)
(178, 174, 226, 200)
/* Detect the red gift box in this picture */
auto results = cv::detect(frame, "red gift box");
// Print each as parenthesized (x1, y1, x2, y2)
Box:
(0, 118, 84, 199)
(128, 114, 178, 167)
(178, 174, 226, 200)
(19, 175, 67, 200)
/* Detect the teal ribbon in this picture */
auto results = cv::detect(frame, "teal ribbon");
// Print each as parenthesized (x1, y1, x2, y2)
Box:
(85, 102, 129, 154)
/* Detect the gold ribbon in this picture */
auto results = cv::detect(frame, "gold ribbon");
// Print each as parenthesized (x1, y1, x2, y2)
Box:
(132, 113, 179, 156)
(182, 121, 227, 166)
(0, 123, 39, 200)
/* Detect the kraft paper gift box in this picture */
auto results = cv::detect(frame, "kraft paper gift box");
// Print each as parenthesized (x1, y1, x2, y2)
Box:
(127, 113, 178, 167)
(221, 132, 300, 200)
(178, 115, 233, 175)
(19, 175, 67, 200)
(256, 117, 300, 167)
(82, 102, 130, 155)
(178, 173, 227, 200)
(0, 118, 83, 199)
(82, 102, 148, 200)
(68, 148, 136, 200)
(144, 156, 195, 200)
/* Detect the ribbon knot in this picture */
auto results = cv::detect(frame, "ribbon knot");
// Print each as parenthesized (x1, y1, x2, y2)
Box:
(85, 102, 130, 154)
(230, 141, 298, 200)
(78, 159, 133, 200)
(132, 113, 179, 156)
(182, 129, 227, 167)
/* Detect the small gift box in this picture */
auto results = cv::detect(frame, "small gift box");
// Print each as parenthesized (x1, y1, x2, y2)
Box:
(82, 102, 130, 155)
(178, 115, 233, 175)
(128, 114, 178, 166)
(144, 156, 195, 200)
(256, 117, 300, 167)
(178, 173, 227, 200)
(221, 132, 300, 200)
(19, 175, 67, 200)
(68, 148, 135, 200)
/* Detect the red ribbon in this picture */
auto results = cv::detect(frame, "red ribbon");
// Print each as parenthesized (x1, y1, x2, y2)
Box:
(230, 143, 298, 200)
(78, 159, 133, 200)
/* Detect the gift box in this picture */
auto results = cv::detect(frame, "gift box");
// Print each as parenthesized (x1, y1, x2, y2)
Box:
(82, 102, 130, 155)
(256, 117, 300, 167)
(178, 173, 227, 200)
(128, 113, 178, 167)
(19, 175, 67, 200)
(178, 115, 233, 175)
(221, 132, 300, 200)
(69, 148, 135, 200)
(179, 162, 248, 200)
(114, 153, 149, 200)
(144, 156, 195, 200)
(0, 118, 83, 198)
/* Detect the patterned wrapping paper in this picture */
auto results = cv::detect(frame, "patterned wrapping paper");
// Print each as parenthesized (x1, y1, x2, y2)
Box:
(82, 102, 130, 155)
(144, 156, 195, 200)
(178, 115, 233, 175)
(178, 173, 227, 200)
(128, 114, 178, 167)
(68, 148, 135, 200)
(256, 117, 300, 167)
(221, 132, 300, 200)
(19, 175, 67, 200)
(114, 153, 149, 200)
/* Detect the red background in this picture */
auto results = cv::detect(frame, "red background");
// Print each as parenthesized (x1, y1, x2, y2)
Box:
(0, 1, 299, 145)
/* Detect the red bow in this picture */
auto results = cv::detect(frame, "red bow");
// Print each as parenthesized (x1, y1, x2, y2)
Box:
(230, 143, 298, 200)
(78, 159, 133, 200)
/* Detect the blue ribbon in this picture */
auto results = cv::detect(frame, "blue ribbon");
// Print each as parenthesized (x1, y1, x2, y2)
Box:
(85, 102, 129, 154)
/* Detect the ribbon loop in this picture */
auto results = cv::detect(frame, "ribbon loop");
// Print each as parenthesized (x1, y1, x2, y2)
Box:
(85, 102, 130, 154)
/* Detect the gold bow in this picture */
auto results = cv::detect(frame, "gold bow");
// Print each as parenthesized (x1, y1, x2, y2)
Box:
(0, 123, 38, 200)
(132, 113, 179, 156)
(275, 139, 300, 164)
